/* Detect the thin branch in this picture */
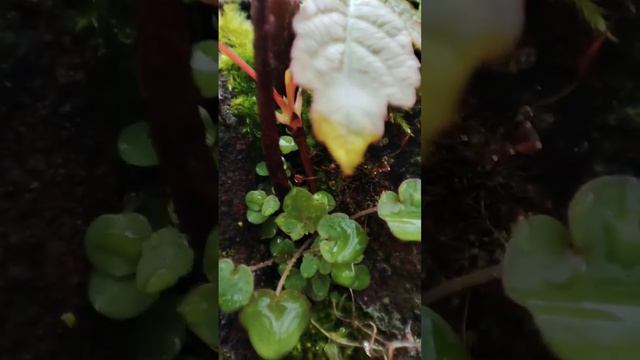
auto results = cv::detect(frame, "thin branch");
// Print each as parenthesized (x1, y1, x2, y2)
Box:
(351, 206, 378, 219)
(275, 237, 312, 296)
(249, 258, 275, 272)
(423, 264, 502, 304)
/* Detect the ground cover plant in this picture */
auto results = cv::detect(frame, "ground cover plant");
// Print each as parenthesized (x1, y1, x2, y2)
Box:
(423, 0, 640, 359)
(218, 0, 422, 358)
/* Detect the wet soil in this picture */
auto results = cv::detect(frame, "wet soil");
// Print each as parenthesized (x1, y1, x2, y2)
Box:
(424, 1, 640, 359)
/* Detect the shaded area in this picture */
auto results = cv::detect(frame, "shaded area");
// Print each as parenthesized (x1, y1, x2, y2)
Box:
(424, 1, 640, 359)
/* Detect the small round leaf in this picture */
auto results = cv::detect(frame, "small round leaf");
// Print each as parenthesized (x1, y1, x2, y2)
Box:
(85, 213, 152, 277)
(88, 272, 158, 320)
(279, 135, 298, 154)
(300, 255, 319, 278)
(178, 283, 218, 349)
(118, 122, 159, 167)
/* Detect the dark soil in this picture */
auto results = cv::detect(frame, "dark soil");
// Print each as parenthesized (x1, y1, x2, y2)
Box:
(1, 0, 215, 359)
(424, 1, 640, 359)
(0, 0, 128, 358)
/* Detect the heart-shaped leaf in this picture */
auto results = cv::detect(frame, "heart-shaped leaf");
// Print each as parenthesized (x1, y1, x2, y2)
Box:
(134, 295, 186, 360)
(504, 176, 640, 360)
(191, 40, 218, 99)
(118, 122, 159, 167)
(291, 0, 420, 174)
(422, 306, 469, 360)
(377, 178, 421, 241)
(203, 227, 218, 282)
(178, 283, 218, 350)
(276, 187, 330, 240)
(85, 213, 152, 277)
(88, 272, 158, 320)
(318, 213, 368, 264)
(239, 289, 311, 360)
(219, 258, 254, 313)
(136, 227, 194, 294)
(314, 191, 336, 212)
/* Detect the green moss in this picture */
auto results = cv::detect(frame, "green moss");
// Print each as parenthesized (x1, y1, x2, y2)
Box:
(219, 4, 261, 137)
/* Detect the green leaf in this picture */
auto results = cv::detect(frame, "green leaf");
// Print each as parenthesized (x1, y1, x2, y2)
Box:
(136, 227, 194, 294)
(569, 175, 640, 267)
(256, 161, 269, 176)
(351, 264, 370, 291)
(88, 272, 158, 320)
(259, 217, 278, 240)
(318, 213, 368, 264)
(118, 122, 159, 167)
(85, 213, 152, 277)
(284, 268, 308, 292)
(134, 295, 186, 360)
(330, 263, 356, 288)
(422, 306, 469, 360)
(270, 237, 295, 263)
(307, 273, 331, 301)
(275, 187, 330, 240)
(300, 255, 319, 278)
(314, 191, 336, 212)
(178, 283, 218, 350)
(262, 195, 280, 217)
(219, 258, 254, 313)
(246, 190, 267, 211)
(239, 289, 311, 360)
(279, 135, 298, 154)
(247, 209, 269, 224)
(191, 40, 218, 98)
(318, 258, 332, 275)
(377, 178, 421, 241)
(330, 263, 369, 290)
(203, 227, 218, 282)
(504, 176, 640, 360)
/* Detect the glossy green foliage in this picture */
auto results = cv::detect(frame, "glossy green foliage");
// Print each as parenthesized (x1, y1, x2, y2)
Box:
(276, 187, 331, 240)
(306, 273, 331, 301)
(314, 191, 336, 212)
(178, 283, 218, 350)
(318, 213, 368, 264)
(219, 258, 254, 313)
(134, 295, 186, 360)
(203, 227, 217, 282)
(191, 40, 218, 99)
(136, 227, 194, 294)
(279, 135, 298, 154)
(330, 263, 370, 290)
(270, 237, 295, 263)
(260, 218, 277, 239)
(300, 255, 319, 278)
(284, 269, 308, 292)
(377, 178, 421, 241)
(245, 190, 280, 224)
(118, 122, 159, 167)
(422, 307, 469, 360)
(88, 272, 158, 320)
(239, 289, 311, 360)
(85, 213, 152, 277)
(504, 176, 640, 360)
(256, 161, 269, 176)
